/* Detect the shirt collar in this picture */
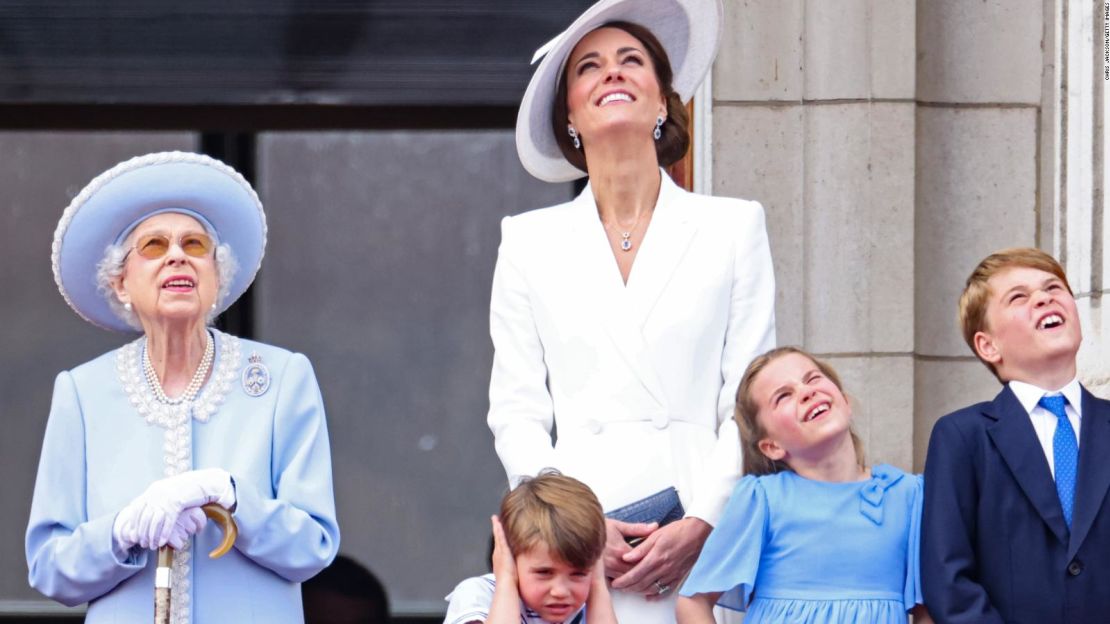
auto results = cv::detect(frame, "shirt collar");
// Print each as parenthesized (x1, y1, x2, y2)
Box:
(1009, 377, 1083, 417)
(523, 603, 584, 624)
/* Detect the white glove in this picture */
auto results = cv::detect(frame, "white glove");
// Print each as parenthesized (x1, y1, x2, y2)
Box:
(113, 468, 235, 550)
(113, 504, 208, 551)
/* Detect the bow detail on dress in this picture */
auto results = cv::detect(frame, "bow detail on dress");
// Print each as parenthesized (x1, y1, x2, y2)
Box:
(859, 465, 904, 526)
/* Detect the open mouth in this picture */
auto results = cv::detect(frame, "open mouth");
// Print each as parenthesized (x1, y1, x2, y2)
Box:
(544, 604, 573, 617)
(162, 277, 196, 291)
(1037, 313, 1064, 330)
(803, 402, 830, 423)
(597, 91, 634, 106)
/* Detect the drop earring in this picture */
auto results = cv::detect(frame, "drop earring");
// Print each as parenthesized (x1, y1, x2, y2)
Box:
(568, 126, 581, 150)
(654, 115, 665, 141)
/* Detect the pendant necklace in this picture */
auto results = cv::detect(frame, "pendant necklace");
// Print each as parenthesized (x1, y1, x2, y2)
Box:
(605, 210, 647, 252)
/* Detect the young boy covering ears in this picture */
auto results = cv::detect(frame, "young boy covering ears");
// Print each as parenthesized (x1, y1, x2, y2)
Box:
(445, 471, 617, 624)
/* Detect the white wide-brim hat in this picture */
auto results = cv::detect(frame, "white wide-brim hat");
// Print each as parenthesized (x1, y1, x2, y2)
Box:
(51, 151, 267, 333)
(516, 0, 723, 183)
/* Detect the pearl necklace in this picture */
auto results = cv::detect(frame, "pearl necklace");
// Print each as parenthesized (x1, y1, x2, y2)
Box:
(123, 330, 235, 624)
(143, 332, 214, 404)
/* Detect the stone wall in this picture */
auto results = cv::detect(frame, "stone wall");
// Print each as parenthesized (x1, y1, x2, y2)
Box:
(709, 0, 1066, 470)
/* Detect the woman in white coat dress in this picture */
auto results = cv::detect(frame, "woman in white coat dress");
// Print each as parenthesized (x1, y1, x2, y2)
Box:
(488, 0, 775, 622)
(26, 152, 339, 623)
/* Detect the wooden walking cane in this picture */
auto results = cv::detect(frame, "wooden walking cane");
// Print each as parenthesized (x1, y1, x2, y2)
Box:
(154, 503, 238, 624)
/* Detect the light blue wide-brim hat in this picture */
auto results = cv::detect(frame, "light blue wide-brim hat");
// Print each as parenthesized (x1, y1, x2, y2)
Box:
(51, 151, 267, 333)
(515, 0, 723, 183)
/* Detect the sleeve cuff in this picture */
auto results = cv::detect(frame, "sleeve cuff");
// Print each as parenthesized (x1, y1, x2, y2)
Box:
(685, 500, 725, 528)
(98, 513, 147, 569)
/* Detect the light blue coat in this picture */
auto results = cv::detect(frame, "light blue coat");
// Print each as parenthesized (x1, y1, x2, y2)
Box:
(26, 331, 340, 623)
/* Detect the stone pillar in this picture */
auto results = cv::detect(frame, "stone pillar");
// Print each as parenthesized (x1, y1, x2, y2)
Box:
(1055, 0, 1110, 398)
(912, 0, 1046, 466)
(712, 0, 918, 470)
(708, 0, 1090, 471)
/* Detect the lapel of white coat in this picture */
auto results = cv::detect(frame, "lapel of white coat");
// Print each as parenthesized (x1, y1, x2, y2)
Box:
(626, 173, 696, 329)
(572, 173, 694, 410)
(565, 183, 624, 316)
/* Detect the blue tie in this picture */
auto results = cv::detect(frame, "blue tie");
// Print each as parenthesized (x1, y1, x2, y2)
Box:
(1038, 394, 1078, 528)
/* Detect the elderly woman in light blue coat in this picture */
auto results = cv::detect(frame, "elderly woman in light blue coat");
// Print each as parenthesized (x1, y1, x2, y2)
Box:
(26, 152, 340, 623)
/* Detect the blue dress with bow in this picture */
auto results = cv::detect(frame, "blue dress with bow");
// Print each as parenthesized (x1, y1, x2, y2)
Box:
(680, 464, 922, 623)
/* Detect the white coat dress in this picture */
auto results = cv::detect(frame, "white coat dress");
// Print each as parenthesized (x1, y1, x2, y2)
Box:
(488, 172, 776, 623)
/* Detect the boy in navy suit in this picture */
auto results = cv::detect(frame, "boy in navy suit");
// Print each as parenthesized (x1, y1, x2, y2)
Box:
(922, 248, 1110, 623)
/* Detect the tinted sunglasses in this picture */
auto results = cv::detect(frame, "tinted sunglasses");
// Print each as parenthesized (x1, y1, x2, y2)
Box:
(129, 233, 214, 259)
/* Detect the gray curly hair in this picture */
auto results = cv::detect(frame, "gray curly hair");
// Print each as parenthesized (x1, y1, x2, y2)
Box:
(95, 224, 239, 330)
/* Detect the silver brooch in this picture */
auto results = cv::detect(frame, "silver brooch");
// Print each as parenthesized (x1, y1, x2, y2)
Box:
(241, 352, 271, 397)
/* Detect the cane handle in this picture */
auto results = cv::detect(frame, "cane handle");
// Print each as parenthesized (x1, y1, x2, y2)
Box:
(201, 503, 237, 559)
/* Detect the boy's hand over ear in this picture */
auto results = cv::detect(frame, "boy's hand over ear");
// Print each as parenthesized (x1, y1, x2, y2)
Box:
(486, 515, 523, 624)
(586, 558, 619, 624)
(489, 515, 518, 585)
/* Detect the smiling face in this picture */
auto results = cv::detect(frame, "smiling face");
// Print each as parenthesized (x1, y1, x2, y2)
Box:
(974, 266, 1081, 386)
(563, 26, 667, 149)
(749, 352, 854, 466)
(112, 212, 219, 329)
(514, 543, 591, 623)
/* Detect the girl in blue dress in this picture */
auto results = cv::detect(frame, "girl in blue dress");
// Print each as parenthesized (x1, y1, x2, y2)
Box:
(677, 347, 932, 623)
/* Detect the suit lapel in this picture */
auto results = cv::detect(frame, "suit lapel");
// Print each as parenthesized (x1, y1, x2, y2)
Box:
(625, 174, 695, 329)
(568, 184, 668, 408)
(986, 386, 1070, 546)
(1068, 388, 1110, 558)
(566, 186, 622, 307)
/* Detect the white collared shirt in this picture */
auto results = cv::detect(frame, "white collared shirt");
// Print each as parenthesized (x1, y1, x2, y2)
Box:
(1008, 378, 1083, 479)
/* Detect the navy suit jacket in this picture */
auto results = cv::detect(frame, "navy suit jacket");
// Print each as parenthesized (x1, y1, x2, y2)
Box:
(922, 384, 1110, 623)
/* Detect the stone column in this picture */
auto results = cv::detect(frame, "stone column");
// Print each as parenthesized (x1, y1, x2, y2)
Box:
(708, 0, 1076, 470)
(1055, 0, 1110, 398)
(912, 1, 1047, 465)
(712, 0, 918, 470)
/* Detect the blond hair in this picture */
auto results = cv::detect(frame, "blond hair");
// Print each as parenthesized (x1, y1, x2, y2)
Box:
(734, 346, 866, 476)
(958, 247, 1071, 378)
(500, 470, 606, 569)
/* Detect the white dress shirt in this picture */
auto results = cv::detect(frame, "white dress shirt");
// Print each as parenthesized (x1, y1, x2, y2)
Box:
(1008, 378, 1083, 479)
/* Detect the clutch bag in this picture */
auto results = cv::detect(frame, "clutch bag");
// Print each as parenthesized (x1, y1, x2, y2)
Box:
(604, 486, 685, 526)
